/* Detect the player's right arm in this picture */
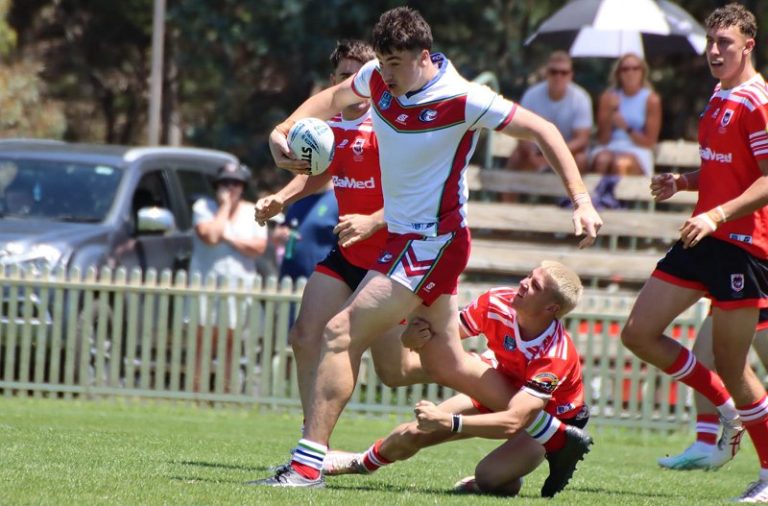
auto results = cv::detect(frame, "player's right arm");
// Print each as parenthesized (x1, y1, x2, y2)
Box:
(269, 77, 364, 173)
(650, 170, 700, 202)
(414, 390, 546, 438)
(254, 172, 332, 225)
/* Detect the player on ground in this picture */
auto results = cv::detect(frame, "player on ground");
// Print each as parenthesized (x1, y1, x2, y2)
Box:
(622, 4, 768, 502)
(659, 312, 768, 470)
(251, 7, 601, 488)
(324, 261, 591, 498)
(255, 40, 428, 431)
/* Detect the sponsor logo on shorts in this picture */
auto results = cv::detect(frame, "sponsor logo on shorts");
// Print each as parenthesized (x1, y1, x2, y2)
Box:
(700, 147, 732, 163)
(526, 372, 559, 395)
(556, 403, 575, 415)
(378, 91, 392, 110)
(332, 175, 376, 189)
(378, 252, 393, 264)
(419, 109, 438, 122)
(503, 335, 516, 351)
(423, 281, 436, 292)
(731, 273, 745, 293)
(396, 113, 409, 124)
(411, 222, 436, 231)
(729, 233, 753, 244)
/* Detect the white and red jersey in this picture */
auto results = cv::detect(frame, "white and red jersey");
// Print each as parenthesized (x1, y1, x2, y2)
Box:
(696, 74, 768, 258)
(352, 53, 516, 237)
(460, 287, 584, 418)
(326, 111, 387, 268)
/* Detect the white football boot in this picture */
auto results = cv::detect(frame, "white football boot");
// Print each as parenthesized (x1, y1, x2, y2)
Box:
(709, 417, 745, 470)
(733, 480, 768, 503)
(322, 451, 369, 476)
(657, 441, 716, 470)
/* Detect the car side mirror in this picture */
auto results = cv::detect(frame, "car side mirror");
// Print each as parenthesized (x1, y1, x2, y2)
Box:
(136, 206, 176, 234)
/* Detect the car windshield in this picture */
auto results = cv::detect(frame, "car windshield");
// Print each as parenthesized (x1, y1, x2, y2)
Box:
(0, 158, 123, 222)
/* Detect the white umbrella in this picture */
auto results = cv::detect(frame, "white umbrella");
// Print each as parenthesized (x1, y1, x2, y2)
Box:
(525, 0, 707, 58)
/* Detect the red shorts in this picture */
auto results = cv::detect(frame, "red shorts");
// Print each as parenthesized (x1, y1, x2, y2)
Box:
(371, 227, 470, 306)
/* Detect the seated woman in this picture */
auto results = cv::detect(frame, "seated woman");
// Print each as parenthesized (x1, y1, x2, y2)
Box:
(591, 53, 662, 176)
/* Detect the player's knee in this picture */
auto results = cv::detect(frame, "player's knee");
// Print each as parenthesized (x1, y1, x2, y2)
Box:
(287, 321, 320, 352)
(374, 363, 406, 387)
(620, 323, 644, 351)
(474, 471, 521, 496)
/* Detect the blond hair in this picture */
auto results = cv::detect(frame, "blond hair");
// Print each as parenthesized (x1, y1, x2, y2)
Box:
(608, 52, 653, 92)
(541, 260, 583, 318)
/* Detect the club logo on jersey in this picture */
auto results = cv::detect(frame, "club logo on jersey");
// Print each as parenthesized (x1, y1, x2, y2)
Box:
(720, 109, 734, 127)
(396, 113, 409, 124)
(378, 252, 393, 264)
(378, 91, 392, 110)
(352, 137, 365, 156)
(503, 335, 516, 351)
(526, 372, 559, 395)
(731, 273, 745, 293)
(418, 109, 438, 122)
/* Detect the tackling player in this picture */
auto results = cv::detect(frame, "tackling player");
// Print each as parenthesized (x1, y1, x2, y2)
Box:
(623, 4, 768, 502)
(252, 7, 601, 488)
(324, 261, 591, 498)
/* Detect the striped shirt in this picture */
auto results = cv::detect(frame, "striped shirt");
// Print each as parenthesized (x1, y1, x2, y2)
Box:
(696, 73, 768, 258)
(460, 287, 584, 417)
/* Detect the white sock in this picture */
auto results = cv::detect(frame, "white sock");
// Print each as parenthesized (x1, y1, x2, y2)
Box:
(717, 398, 739, 422)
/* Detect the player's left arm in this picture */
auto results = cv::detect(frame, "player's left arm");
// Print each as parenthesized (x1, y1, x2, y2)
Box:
(500, 106, 603, 248)
(681, 158, 768, 248)
(335, 208, 386, 248)
(414, 389, 546, 438)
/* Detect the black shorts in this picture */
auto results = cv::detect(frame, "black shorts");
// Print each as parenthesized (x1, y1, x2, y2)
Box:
(654, 237, 768, 309)
(562, 405, 590, 429)
(315, 245, 369, 291)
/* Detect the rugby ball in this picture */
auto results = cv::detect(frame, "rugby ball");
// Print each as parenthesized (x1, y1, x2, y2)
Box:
(287, 118, 335, 176)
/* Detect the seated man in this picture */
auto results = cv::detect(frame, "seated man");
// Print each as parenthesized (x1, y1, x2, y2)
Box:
(324, 261, 592, 498)
(507, 51, 593, 175)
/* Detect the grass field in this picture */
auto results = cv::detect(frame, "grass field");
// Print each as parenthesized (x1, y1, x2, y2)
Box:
(0, 397, 760, 505)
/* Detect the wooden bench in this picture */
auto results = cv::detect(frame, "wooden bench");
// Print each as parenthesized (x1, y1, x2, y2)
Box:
(466, 238, 659, 285)
(467, 201, 687, 251)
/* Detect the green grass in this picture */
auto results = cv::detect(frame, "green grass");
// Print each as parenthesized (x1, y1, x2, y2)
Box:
(0, 397, 759, 505)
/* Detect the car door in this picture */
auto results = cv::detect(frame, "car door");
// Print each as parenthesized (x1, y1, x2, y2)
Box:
(121, 168, 191, 274)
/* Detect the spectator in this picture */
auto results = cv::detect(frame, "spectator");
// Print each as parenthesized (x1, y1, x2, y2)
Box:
(190, 162, 267, 391)
(506, 51, 593, 175)
(591, 53, 662, 176)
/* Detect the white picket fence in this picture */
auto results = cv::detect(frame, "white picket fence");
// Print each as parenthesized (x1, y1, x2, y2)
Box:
(0, 264, 731, 430)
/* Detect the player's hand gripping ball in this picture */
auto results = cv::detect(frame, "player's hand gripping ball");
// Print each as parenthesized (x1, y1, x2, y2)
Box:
(287, 118, 335, 176)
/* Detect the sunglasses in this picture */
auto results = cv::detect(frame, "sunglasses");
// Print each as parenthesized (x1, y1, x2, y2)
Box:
(547, 68, 572, 76)
(619, 65, 642, 72)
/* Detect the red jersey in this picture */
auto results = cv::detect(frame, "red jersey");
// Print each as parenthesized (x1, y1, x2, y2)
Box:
(327, 111, 387, 268)
(696, 74, 768, 258)
(460, 287, 584, 417)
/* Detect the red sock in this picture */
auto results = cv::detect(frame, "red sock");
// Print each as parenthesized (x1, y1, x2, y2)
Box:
(362, 439, 393, 472)
(695, 414, 720, 445)
(542, 425, 567, 453)
(663, 347, 731, 406)
(290, 461, 321, 480)
(739, 396, 768, 469)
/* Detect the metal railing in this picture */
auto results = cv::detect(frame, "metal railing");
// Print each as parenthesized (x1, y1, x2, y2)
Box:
(0, 264, 742, 431)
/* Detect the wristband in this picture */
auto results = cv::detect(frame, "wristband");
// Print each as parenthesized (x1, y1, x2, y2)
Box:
(698, 213, 718, 232)
(451, 413, 463, 433)
(572, 192, 591, 207)
(715, 205, 727, 223)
